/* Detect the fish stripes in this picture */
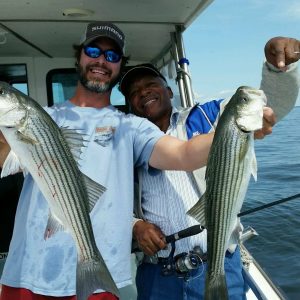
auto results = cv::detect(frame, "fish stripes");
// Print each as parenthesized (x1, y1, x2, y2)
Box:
(188, 86, 266, 300)
(27, 111, 95, 259)
(0, 81, 119, 299)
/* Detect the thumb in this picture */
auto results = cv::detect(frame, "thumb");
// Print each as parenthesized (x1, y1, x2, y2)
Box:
(275, 51, 286, 69)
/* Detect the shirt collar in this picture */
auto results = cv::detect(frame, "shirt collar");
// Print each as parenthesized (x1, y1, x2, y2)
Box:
(168, 106, 180, 131)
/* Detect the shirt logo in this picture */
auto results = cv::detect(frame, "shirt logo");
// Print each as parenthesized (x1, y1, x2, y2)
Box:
(94, 126, 115, 147)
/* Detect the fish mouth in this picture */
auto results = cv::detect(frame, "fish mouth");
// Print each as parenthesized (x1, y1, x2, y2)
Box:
(240, 127, 251, 133)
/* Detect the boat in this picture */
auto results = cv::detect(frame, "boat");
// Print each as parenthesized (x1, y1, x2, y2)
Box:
(0, 0, 287, 299)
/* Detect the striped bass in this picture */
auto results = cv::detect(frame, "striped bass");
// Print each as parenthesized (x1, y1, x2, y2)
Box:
(0, 81, 119, 299)
(187, 86, 266, 300)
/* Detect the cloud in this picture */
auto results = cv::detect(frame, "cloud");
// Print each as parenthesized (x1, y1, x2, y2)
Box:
(235, 0, 300, 22)
(218, 89, 236, 96)
(260, 0, 300, 20)
(283, 2, 300, 19)
(193, 89, 236, 104)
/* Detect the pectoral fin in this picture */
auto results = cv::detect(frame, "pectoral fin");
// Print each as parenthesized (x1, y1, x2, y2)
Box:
(44, 212, 66, 239)
(17, 128, 39, 144)
(1, 150, 23, 177)
(250, 148, 257, 181)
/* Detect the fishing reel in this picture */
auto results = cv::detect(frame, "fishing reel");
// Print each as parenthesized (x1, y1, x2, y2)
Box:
(161, 242, 204, 278)
(160, 225, 206, 278)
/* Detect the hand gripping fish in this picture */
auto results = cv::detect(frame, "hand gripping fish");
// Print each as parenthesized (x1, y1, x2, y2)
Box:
(187, 86, 266, 300)
(0, 81, 119, 300)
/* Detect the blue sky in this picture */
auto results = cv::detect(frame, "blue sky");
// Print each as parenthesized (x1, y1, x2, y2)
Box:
(183, 0, 300, 106)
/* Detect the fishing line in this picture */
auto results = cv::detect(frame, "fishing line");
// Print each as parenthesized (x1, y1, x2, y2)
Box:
(238, 193, 300, 217)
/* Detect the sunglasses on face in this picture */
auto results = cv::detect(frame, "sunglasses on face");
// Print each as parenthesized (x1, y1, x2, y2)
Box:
(83, 46, 122, 63)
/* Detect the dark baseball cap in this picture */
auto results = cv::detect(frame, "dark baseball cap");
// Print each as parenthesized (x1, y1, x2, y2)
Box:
(80, 21, 125, 54)
(119, 63, 167, 97)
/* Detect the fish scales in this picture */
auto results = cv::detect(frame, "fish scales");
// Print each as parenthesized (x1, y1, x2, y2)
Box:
(0, 81, 119, 299)
(31, 115, 102, 282)
(28, 111, 94, 248)
(40, 124, 96, 259)
(207, 127, 249, 275)
(188, 86, 266, 300)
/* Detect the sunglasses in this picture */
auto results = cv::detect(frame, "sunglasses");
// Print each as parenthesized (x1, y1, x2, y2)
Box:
(83, 46, 122, 63)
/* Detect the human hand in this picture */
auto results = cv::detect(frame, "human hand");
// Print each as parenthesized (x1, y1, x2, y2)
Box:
(265, 37, 300, 71)
(254, 106, 276, 139)
(133, 220, 167, 256)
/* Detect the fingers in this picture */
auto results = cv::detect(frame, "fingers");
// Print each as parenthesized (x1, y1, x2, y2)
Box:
(254, 107, 276, 139)
(133, 220, 167, 256)
(262, 107, 276, 127)
(141, 235, 166, 256)
(264, 36, 300, 70)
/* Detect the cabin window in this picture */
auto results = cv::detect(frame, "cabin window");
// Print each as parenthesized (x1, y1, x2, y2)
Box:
(0, 64, 29, 94)
(46, 68, 78, 106)
(46, 68, 128, 112)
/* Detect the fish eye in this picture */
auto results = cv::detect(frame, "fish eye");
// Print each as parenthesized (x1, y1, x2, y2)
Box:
(241, 97, 248, 102)
(0, 88, 5, 95)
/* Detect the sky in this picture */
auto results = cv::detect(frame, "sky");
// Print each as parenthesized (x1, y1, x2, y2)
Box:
(182, 0, 300, 106)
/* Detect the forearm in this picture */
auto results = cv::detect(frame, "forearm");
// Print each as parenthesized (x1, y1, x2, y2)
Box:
(260, 61, 300, 121)
(150, 133, 214, 171)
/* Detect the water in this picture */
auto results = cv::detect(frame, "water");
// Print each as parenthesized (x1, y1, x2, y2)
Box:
(242, 106, 300, 300)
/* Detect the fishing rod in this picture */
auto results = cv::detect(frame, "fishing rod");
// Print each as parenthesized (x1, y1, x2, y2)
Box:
(132, 193, 300, 253)
(165, 224, 205, 243)
(238, 192, 300, 217)
(165, 192, 300, 241)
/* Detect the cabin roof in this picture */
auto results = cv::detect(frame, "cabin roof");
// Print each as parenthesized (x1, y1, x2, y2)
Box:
(0, 0, 213, 63)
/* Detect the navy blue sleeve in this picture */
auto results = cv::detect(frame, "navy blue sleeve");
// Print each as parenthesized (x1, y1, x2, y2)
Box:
(186, 99, 223, 139)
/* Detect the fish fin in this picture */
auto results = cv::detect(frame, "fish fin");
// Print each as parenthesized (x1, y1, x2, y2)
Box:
(61, 128, 87, 162)
(17, 128, 39, 144)
(186, 194, 206, 226)
(83, 174, 107, 212)
(44, 212, 66, 239)
(250, 148, 257, 181)
(1, 150, 23, 177)
(205, 273, 229, 300)
(76, 252, 119, 300)
(227, 232, 240, 252)
(227, 219, 243, 250)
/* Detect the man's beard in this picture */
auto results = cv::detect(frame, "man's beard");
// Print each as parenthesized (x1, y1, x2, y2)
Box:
(78, 65, 119, 93)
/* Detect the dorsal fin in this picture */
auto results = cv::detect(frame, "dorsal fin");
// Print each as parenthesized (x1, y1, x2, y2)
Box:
(186, 194, 206, 226)
(60, 127, 88, 162)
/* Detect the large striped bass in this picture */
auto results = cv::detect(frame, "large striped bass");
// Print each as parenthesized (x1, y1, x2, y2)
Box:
(0, 81, 119, 299)
(187, 86, 266, 300)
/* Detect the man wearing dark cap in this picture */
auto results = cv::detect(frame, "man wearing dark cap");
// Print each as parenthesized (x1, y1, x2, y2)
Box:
(119, 37, 300, 300)
(0, 21, 217, 300)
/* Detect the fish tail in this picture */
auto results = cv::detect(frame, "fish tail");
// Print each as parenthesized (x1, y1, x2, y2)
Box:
(76, 255, 119, 300)
(205, 274, 229, 300)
